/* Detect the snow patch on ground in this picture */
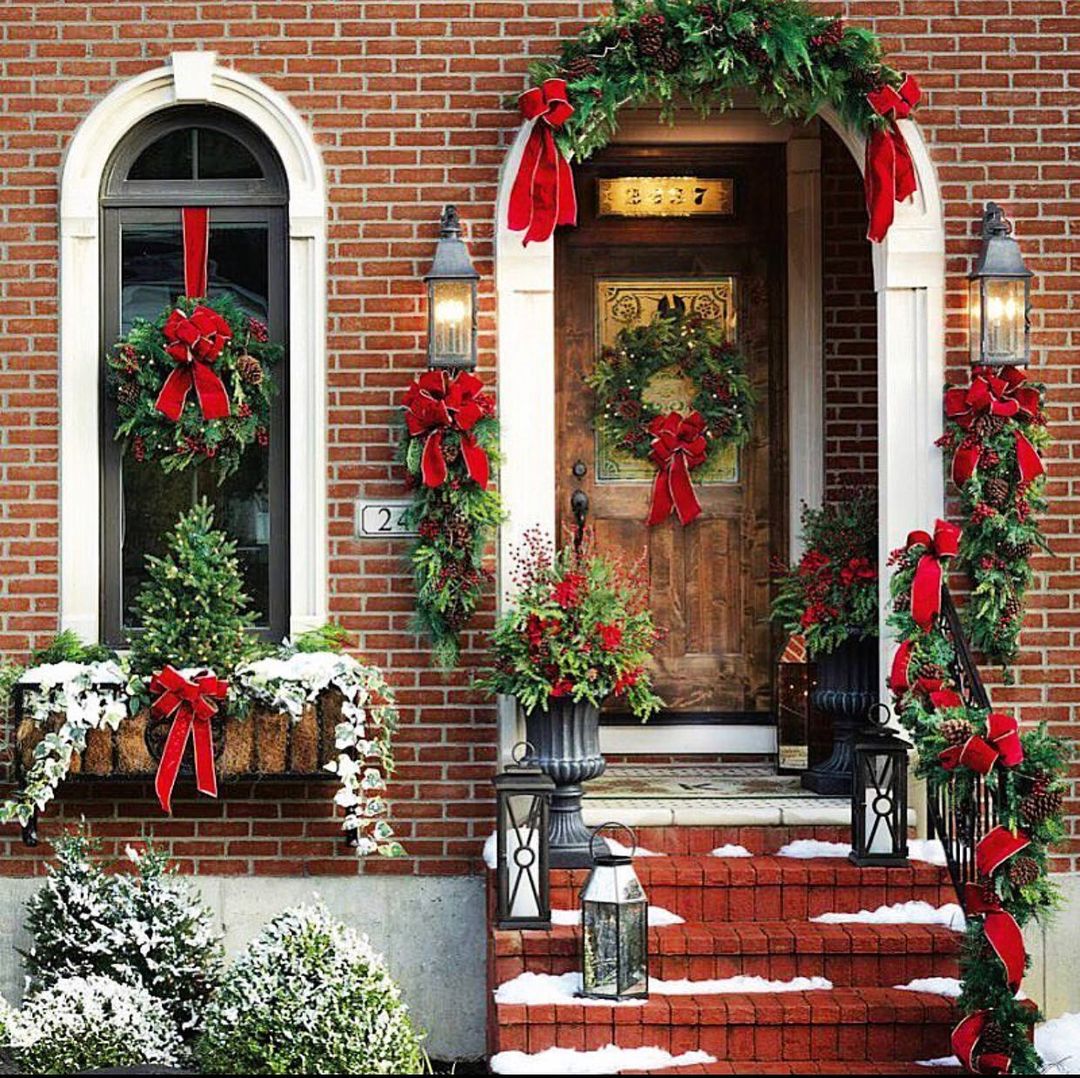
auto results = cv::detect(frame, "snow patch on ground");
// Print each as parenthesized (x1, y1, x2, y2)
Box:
(895, 977, 963, 998)
(776, 838, 947, 865)
(549, 906, 684, 928)
(649, 974, 832, 995)
(812, 901, 966, 930)
(710, 844, 753, 858)
(494, 971, 642, 1007)
(604, 837, 660, 858)
(482, 832, 497, 870)
(1037, 1011, 1080, 1075)
(490, 1045, 715, 1075)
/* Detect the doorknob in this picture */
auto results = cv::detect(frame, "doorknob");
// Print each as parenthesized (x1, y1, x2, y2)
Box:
(570, 488, 589, 552)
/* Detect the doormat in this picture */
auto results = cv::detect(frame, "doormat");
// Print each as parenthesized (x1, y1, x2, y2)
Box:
(584, 766, 812, 800)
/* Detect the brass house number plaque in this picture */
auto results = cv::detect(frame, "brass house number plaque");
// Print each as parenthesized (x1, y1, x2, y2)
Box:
(598, 176, 735, 218)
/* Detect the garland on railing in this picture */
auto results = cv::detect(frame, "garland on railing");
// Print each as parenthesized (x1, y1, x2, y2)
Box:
(939, 366, 1049, 675)
(887, 523, 1067, 1075)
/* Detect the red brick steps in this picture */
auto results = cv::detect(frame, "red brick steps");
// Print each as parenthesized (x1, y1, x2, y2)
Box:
(624, 1062, 962, 1075)
(493, 919, 960, 987)
(626, 825, 851, 856)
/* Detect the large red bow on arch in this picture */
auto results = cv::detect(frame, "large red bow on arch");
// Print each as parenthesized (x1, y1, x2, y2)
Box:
(865, 74, 921, 243)
(150, 665, 228, 815)
(404, 370, 492, 489)
(946, 366, 1044, 486)
(507, 78, 578, 246)
(646, 411, 708, 526)
(904, 519, 961, 630)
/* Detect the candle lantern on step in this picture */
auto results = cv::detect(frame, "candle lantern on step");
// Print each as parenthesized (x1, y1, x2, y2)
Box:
(850, 704, 910, 867)
(580, 822, 649, 1000)
(493, 743, 554, 930)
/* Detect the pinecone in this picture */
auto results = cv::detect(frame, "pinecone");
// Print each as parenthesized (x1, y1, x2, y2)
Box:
(1008, 855, 1040, 888)
(442, 438, 461, 464)
(1002, 594, 1022, 621)
(977, 1022, 1011, 1060)
(1021, 785, 1063, 826)
(940, 718, 973, 747)
(848, 66, 886, 95)
(893, 589, 911, 613)
(564, 54, 598, 80)
(116, 381, 141, 408)
(810, 18, 845, 49)
(695, 2, 716, 25)
(999, 537, 1034, 561)
(918, 661, 947, 684)
(735, 31, 769, 66)
(977, 875, 999, 908)
(236, 353, 264, 386)
(657, 45, 683, 73)
(634, 13, 666, 57)
(446, 515, 472, 547)
(984, 476, 1010, 509)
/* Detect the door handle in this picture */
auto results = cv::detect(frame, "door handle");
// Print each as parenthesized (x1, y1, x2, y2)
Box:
(570, 488, 589, 552)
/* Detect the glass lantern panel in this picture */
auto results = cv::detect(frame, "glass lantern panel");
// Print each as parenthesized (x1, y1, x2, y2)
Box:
(431, 278, 473, 365)
(863, 753, 896, 856)
(969, 278, 983, 365)
(616, 903, 649, 996)
(983, 277, 1027, 364)
(582, 901, 620, 996)
(503, 792, 543, 920)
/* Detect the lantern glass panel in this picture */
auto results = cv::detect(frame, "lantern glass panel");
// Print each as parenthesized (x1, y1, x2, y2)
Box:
(502, 791, 545, 921)
(617, 904, 648, 996)
(429, 277, 474, 367)
(582, 901, 619, 996)
(862, 752, 897, 856)
(983, 277, 1027, 365)
(969, 277, 983, 365)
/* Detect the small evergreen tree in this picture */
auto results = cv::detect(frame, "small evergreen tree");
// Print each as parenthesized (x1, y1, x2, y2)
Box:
(129, 499, 259, 677)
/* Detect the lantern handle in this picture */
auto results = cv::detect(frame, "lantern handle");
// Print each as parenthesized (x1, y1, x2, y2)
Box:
(589, 821, 637, 862)
(510, 741, 536, 767)
(865, 702, 893, 730)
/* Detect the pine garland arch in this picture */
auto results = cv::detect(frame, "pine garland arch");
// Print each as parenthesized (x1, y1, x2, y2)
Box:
(508, 0, 921, 244)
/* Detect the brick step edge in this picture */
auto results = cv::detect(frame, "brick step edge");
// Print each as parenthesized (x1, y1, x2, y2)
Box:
(619, 1062, 963, 1075)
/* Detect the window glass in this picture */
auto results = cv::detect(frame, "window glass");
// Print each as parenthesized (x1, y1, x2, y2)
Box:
(126, 128, 263, 183)
(128, 128, 194, 180)
(196, 128, 262, 179)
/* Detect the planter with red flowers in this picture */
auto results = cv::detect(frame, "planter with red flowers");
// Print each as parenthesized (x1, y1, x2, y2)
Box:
(771, 489, 879, 794)
(482, 529, 663, 867)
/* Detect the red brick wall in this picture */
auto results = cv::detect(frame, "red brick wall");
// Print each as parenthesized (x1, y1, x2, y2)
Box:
(0, 2, 1076, 874)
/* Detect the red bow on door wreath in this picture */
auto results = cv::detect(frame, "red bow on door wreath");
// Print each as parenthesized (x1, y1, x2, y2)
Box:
(646, 410, 708, 527)
(903, 519, 961, 630)
(403, 370, 493, 489)
(507, 78, 578, 246)
(150, 665, 229, 815)
(154, 207, 232, 423)
(865, 75, 921, 243)
(945, 366, 1045, 487)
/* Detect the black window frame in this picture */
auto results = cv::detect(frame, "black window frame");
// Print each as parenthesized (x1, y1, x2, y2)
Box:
(99, 106, 290, 646)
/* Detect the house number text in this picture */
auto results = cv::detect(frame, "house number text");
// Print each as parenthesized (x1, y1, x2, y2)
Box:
(598, 176, 735, 218)
(355, 499, 418, 538)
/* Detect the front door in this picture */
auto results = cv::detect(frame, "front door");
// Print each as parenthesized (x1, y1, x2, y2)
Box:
(555, 144, 787, 732)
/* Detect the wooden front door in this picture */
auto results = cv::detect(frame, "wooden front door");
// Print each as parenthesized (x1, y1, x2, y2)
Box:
(555, 145, 787, 721)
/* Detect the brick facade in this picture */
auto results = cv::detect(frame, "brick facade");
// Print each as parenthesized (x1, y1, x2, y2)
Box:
(0, 1, 1076, 876)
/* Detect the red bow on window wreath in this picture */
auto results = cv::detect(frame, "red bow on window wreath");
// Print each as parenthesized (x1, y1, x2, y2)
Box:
(154, 207, 233, 422)
(864, 75, 921, 243)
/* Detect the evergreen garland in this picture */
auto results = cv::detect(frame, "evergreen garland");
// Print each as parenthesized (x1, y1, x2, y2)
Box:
(528, 0, 906, 162)
(887, 539, 1068, 1075)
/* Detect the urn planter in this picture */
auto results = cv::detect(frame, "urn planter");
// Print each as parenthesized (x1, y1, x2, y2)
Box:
(522, 696, 607, 868)
(801, 636, 878, 796)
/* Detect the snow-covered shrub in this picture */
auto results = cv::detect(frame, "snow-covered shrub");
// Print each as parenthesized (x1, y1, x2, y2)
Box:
(22, 832, 222, 1039)
(198, 903, 424, 1075)
(8, 975, 182, 1074)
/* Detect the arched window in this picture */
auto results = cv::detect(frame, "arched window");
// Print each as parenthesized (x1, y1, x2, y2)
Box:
(100, 106, 289, 644)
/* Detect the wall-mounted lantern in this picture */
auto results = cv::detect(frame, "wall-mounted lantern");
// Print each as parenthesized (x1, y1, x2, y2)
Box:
(424, 204, 479, 370)
(850, 704, 910, 868)
(969, 202, 1033, 367)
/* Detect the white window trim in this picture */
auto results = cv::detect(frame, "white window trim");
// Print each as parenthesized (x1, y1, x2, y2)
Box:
(59, 51, 328, 641)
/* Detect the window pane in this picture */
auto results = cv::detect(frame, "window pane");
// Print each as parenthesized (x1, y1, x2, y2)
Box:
(128, 129, 194, 180)
(196, 128, 262, 180)
(117, 221, 273, 631)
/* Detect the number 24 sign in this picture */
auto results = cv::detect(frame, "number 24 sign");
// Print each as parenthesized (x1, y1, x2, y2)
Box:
(355, 500, 418, 538)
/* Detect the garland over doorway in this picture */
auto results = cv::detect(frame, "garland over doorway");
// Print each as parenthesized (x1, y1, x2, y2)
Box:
(508, 0, 920, 244)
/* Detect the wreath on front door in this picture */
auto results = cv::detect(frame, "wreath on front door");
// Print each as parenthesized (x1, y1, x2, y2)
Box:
(587, 305, 755, 526)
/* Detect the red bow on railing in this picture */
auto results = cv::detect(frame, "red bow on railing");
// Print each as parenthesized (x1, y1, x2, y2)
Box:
(150, 665, 228, 815)
(865, 75, 921, 243)
(952, 1010, 1015, 1075)
(154, 207, 232, 422)
(404, 370, 492, 489)
(905, 519, 961, 630)
(961, 879, 1028, 994)
(946, 366, 1044, 486)
(507, 78, 578, 246)
(888, 640, 968, 709)
(646, 411, 708, 527)
(939, 712, 1024, 774)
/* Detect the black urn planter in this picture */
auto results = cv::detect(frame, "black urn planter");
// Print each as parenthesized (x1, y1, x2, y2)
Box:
(522, 697, 606, 869)
(801, 636, 878, 796)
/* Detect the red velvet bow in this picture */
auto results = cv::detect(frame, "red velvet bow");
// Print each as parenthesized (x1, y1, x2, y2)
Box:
(507, 78, 578, 246)
(865, 75, 921, 243)
(946, 367, 1044, 487)
(150, 665, 228, 815)
(646, 411, 708, 526)
(905, 519, 961, 630)
(404, 370, 492, 489)
(939, 712, 1024, 774)
(952, 1010, 1014, 1075)
(888, 642, 970, 710)
(961, 880, 1027, 996)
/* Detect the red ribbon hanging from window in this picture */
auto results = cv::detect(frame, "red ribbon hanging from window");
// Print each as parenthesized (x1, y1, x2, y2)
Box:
(154, 207, 232, 422)
(864, 75, 921, 243)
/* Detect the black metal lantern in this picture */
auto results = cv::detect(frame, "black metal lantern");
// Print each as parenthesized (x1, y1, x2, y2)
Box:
(424, 204, 479, 370)
(580, 823, 649, 1000)
(969, 202, 1033, 367)
(850, 704, 910, 867)
(493, 744, 554, 930)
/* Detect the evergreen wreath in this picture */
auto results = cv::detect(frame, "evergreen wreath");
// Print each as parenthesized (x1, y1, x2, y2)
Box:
(398, 369, 503, 669)
(938, 366, 1049, 676)
(107, 294, 281, 481)
(887, 534, 1067, 1075)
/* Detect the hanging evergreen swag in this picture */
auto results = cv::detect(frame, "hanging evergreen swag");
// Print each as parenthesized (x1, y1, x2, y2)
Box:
(939, 366, 1049, 675)
(587, 306, 754, 526)
(510, 0, 920, 244)
(399, 370, 503, 668)
(106, 208, 281, 481)
(886, 530, 1067, 1076)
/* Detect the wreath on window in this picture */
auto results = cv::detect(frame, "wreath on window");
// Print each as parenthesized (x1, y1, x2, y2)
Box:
(587, 304, 755, 526)
(106, 208, 282, 481)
